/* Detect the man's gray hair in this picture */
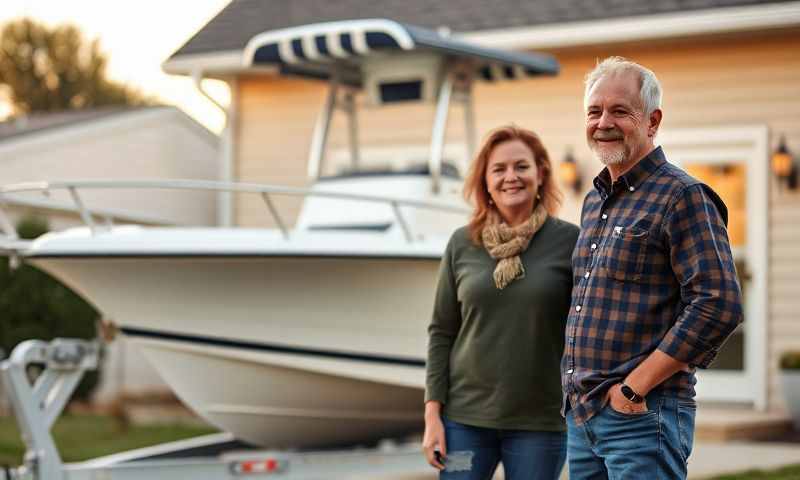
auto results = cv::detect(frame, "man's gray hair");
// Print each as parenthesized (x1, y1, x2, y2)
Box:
(583, 56, 662, 115)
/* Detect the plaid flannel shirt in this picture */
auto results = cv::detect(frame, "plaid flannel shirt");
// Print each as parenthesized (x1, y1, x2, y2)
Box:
(561, 146, 744, 426)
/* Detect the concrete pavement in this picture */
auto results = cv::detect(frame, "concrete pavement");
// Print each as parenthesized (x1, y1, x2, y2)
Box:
(370, 440, 800, 479)
(688, 440, 800, 479)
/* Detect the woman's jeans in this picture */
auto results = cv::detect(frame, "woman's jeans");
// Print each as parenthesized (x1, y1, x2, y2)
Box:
(566, 394, 697, 480)
(440, 416, 566, 480)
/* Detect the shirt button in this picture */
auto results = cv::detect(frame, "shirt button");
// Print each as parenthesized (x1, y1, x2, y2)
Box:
(575, 305, 582, 312)
(590, 243, 597, 250)
(601, 213, 608, 220)
(584, 271, 590, 279)
(629, 186, 635, 192)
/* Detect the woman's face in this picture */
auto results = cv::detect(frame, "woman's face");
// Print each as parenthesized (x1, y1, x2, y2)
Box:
(484, 139, 541, 215)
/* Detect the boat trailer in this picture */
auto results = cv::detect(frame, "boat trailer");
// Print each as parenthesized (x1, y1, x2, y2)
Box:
(0, 338, 431, 480)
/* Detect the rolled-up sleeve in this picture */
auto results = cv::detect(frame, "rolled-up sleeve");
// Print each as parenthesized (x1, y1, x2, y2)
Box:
(657, 184, 744, 369)
(425, 236, 461, 404)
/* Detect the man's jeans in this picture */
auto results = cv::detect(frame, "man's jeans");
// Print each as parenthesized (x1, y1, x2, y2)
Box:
(440, 416, 566, 480)
(567, 394, 697, 479)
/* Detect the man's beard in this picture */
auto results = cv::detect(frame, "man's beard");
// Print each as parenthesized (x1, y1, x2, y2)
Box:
(592, 143, 628, 165)
(589, 129, 629, 166)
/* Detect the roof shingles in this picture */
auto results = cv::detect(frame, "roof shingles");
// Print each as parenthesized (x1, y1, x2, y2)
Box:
(169, 0, 795, 59)
(0, 107, 151, 142)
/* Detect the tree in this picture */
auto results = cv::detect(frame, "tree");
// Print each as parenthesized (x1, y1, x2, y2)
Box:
(0, 215, 101, 400)
(0, 18, 151, 116)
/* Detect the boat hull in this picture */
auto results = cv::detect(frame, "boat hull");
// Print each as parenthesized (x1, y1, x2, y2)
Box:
(32, 255, 438, 447)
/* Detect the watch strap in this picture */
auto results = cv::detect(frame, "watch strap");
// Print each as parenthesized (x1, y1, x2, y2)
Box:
(620, 383, 645, 403)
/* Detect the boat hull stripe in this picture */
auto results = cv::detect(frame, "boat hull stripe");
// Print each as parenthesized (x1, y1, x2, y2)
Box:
(120, 326, 427, 367)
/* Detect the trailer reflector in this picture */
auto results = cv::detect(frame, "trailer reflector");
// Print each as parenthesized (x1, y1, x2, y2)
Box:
(230, 458, 288, 475)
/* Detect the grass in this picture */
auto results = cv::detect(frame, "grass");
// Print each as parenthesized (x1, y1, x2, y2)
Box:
(0, 414, 217, 467)
(706, 465, 800, 479)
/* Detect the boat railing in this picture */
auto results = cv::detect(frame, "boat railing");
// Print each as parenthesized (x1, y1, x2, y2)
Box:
(0, 179, 470, 244)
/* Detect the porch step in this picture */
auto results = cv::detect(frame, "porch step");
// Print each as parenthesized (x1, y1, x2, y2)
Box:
(696, 405, 794, 441)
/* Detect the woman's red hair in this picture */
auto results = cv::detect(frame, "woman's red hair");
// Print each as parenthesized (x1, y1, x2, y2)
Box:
(463, 125, 563, 245)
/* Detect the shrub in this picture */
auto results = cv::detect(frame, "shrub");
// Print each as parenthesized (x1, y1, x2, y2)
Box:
(0, 215, 101, 400)
(780, 351, 800, 370)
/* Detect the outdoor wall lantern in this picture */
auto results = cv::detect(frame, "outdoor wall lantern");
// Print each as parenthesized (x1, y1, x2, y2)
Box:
(560, 147, 583, 195)
(772, 135, 798, 191)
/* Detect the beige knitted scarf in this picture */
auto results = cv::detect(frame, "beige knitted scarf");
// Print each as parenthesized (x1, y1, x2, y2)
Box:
(481, 203, 548, 289)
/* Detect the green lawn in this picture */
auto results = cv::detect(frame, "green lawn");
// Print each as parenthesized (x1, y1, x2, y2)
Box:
(0, 414, 216, 466)
(707, 465, 800, 480)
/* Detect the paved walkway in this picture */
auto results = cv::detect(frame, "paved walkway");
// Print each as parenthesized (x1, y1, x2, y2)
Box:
(377, 441, 800, 479)
(689, 441, 800, 479)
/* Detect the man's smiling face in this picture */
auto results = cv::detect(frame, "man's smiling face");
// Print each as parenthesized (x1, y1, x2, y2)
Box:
(585, 71, 654, 167)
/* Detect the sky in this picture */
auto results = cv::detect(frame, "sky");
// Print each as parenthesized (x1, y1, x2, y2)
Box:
(0, 0, 233, 133)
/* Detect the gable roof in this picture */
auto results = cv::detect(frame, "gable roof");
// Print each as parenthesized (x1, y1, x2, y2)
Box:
(0, 106, 217, 149)
(0, 107, 132, 142)
(168, 0, 799, 62)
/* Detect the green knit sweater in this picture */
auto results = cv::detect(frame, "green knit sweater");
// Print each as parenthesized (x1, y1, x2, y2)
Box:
(425, 216, 579, 431)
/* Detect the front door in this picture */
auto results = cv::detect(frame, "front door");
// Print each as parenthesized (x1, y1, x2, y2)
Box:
(659, 126, 769, 410)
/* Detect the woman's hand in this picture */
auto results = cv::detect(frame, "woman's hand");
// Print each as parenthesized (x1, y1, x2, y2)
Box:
(422, 401, 446, 470)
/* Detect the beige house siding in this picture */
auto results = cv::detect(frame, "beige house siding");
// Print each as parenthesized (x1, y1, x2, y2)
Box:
(235, 77, 326, 227)
(769, 191, 800, 411)
(233, 29, 800, 410)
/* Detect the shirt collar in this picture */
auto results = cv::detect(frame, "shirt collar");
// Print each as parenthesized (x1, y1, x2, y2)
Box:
(593, 146, 666, 199)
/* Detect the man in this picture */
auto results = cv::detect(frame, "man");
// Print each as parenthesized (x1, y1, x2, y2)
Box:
(562, 56, 743, 479)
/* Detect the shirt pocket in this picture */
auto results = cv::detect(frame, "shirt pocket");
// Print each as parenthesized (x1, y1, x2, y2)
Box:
(601, 225, 649, 282)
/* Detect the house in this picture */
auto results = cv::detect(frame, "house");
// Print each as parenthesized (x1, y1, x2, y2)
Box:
(0, 106, 219, 228)
(0, 105, 220, 403)
(162, 0, 800, 435)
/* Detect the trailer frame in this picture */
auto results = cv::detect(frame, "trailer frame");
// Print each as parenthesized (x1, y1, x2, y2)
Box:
(0, 338, 432, 480)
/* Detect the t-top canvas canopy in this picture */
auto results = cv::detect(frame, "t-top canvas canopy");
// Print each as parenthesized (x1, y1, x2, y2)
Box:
(242, 18, 559, 84)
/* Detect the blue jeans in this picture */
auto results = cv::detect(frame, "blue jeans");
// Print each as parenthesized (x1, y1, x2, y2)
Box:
(567, 394, 697, 480)
(440, 417, 566, 480)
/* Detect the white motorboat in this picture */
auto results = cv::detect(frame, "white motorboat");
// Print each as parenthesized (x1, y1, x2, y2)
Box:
(0, 19, 558, 448)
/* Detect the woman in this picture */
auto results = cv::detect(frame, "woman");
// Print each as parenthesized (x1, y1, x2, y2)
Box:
(422, 125, 578, 480)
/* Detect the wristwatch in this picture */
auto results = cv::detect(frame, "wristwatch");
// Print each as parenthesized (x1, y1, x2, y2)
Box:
(620, 383, 645, 403)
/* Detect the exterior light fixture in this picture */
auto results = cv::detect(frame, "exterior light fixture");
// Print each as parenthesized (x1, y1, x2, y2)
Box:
(560, 147, 582, 194)
(772, 135, 798, 190)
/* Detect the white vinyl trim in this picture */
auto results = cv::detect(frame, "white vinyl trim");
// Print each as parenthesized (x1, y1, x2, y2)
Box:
(162, 50, 246, 76)
(220, 77, 238, 227)
(660, 125, 770, 410)
(460, 2, 800, 50)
